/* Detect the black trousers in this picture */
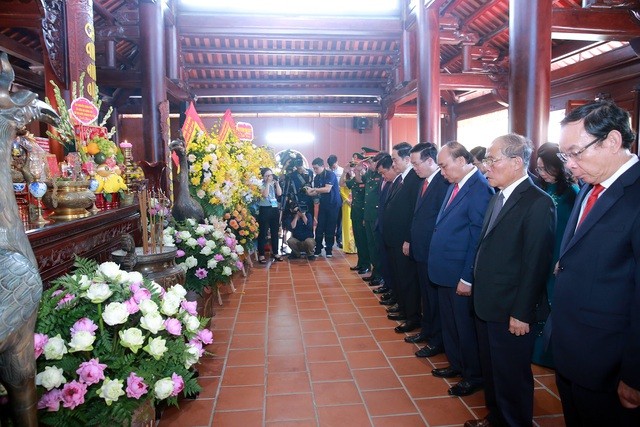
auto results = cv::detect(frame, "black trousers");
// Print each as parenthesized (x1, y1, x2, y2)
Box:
(416, 262, 442, 347)
(556, 372, 640, 427)
(386, 244, 419, 322)
(476, 317, 535, 427)
(257, 206, 280, 257)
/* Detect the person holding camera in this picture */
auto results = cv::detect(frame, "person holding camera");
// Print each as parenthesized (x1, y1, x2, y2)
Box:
(307, 157, 340, 258)
(286, 205, 316, 260)
(257, 167, 283, 263)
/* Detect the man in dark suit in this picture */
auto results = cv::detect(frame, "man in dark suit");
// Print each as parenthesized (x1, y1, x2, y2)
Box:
(405, 142, 449, 358)
(428, 141, 493, 397)
(467, 134, 556, 427)
(382, 142, 422, 333)
(374, 154, 398, 305)
(552, 101, 640, 426)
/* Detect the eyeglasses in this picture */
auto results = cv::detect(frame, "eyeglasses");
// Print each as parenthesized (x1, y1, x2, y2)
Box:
(534, 167, 548, 174)
(557, 137, 601, 163)
(481, 156, 513, 168)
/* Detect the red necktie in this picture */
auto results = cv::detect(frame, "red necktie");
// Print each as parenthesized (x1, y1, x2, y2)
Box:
(420, 179, 429, 197)
(578, 184, 604, 227)
(446, 183, 459, 206)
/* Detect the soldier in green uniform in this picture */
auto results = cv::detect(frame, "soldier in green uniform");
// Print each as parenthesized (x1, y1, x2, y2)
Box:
(362, 148, 384, 285)
(343, 153, 370, 273)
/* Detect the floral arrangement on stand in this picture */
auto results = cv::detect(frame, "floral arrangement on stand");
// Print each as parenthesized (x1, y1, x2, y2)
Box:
(33, 258, 211, 426)
(223, 204, 259, 251)
(186, 128, 276, 218)
(164, 218, 245, 297)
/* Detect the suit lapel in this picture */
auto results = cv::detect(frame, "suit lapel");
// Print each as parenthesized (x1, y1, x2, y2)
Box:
(437, 172, 478, 223)
(481, 179, 531, 239)
(560, 161, 640, 256)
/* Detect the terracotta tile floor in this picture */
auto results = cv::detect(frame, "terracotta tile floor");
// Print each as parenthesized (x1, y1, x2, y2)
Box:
(158, 251, 565, 427)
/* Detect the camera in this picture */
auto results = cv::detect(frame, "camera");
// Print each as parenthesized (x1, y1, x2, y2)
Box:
(289, 201, 308, 214)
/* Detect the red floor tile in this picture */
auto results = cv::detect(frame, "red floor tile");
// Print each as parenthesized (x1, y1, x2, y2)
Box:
(317, 404, 372, 427)
(265, 393, 315, 422)
(159, 255, 563, 427)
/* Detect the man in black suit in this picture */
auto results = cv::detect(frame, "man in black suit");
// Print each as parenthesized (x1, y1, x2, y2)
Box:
(381, 142, 422, 333)
(429, 141, 493, 397)
(405, 143, 449, 358)
(553, 101, 640, 426)
(374, 154, 398, 305)
(467, 134, 556, 427)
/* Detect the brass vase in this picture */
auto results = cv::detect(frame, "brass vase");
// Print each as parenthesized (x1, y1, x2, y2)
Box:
(112, 246, 186, 290)
(42, 180, 95, 220)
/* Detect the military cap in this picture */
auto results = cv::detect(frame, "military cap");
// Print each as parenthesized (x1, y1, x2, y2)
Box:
(352, 152, 365, 161)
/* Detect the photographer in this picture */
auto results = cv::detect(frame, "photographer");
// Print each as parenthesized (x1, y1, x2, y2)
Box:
(286, 204, 316, 260)
(306, 157, 340, 258)
(257, 168, 283, 263)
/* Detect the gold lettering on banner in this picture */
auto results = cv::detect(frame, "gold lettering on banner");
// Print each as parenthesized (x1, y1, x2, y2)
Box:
(85, 23, 95, 41)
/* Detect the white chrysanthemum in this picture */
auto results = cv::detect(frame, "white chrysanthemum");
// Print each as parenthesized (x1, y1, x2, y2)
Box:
(36, 366, 66, 390)
(185, 256, 198, 268)
(98, 262, 123, 282)
(200, 246, 212, 256)
(207, 259, 218, 269)
(222, 266, 232, 276)
(102, 302, 129, 326)
(187, 154, 196, 163)
(85, 282, 113, 303)
(43, 335, 68, 360)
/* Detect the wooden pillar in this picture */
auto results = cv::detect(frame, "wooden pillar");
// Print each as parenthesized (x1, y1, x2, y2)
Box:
(140, 0, 167, 163)
(442, 102, 457, 144)
(509, 0, 551, 167)
(166, 21, 180, 81)
(401, 0, 412, 84)
(40, 0, 96, 160)
(416, 4, 440, 145)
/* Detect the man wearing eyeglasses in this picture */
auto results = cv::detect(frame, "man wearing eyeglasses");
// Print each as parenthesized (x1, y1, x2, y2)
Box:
(467, 134, 556, 427)
(552, 101, 640, 426)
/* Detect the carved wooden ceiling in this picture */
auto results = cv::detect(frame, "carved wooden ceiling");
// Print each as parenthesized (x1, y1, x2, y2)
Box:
(0, 0, 639, 115)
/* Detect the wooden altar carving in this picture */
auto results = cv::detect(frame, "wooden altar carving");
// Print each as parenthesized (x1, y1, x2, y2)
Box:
(27, 204, 142, 285)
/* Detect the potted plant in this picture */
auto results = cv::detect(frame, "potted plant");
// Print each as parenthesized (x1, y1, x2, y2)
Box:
(33, 258, 211, 426)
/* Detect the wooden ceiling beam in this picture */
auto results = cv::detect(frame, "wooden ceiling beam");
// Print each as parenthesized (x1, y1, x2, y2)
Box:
(383, 79, 417, 106)
(185, 64, 392, 72)
(182, 46, 398, 57)
(193, 87, 383, 98)
(551, 45, 638, 84)
(97, 68, 142, 88)
(118, 102, 382, 115)
(551, 9, 640, 41)
(187, 78, 387, 86)
(178, 14, 401, 39)
(0, 33, 42, 65)
(440, 73, 504, 90)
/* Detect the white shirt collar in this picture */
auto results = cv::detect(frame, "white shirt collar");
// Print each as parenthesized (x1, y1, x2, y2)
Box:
(457, 166, 478, 188)
(500, 174, 529, 202)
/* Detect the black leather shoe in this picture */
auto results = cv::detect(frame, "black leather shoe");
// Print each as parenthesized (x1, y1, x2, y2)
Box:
(448, 380, 483, 397)
(358, 268, 371, 275)
(379, 298, 397, 306)
(350, 266, 361, 271)
(362, 275, 374, 282)
(395, 321, 420, 333)
(372, 287, 389, 294)
(432, 367, 462, 378)
(415, 344, 444, 358)
(386, 304, 400, 313)
(380, 292, 394, 300)
(370, 278, 384, 286)
(387, 312, 407, 321)
(404, 333, 428, 344)
(464, 418, 493, 427)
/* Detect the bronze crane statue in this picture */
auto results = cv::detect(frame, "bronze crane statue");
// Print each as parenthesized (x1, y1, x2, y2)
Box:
(169, 138, 205, 224)
(0, 52, 59, 426)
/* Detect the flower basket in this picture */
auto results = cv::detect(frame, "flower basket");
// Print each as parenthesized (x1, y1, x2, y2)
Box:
(33, 258, 211, 426)
(164, 218, 244, 297)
